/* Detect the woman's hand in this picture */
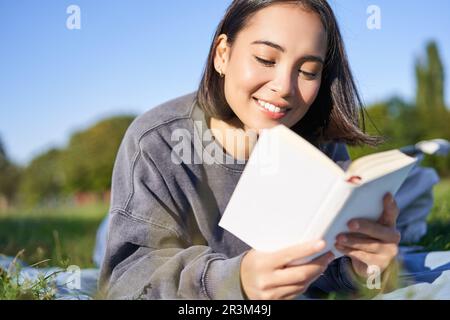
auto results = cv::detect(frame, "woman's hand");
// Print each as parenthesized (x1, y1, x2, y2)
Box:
(240, 240, 335, 300)
(335, 193, 401, 279)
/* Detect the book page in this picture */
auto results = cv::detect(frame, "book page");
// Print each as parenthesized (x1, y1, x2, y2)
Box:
(346, 150, 416, 183)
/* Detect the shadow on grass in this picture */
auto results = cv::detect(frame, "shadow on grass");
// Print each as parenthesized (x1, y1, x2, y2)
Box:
(0, 216, 104, 269)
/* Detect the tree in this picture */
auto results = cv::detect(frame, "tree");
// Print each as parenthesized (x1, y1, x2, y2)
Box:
(14, 115, 135, 206)
(349, 97, 418, 160)
(0, 135, 22, 204)
(0, 136, 5, 160)
(414, 41, 450, 176)
(62, 115, 135, 193)
(415, 41, 450, 139)
(17, 149, 65, 206)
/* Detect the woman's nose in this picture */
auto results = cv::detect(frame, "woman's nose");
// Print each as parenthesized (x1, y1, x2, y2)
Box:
(268, 67, 296, 98)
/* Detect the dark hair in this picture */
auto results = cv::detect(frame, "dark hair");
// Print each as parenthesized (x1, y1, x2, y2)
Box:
(196, 0, 381, 146)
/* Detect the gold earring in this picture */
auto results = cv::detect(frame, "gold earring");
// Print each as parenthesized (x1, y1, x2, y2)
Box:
(218, 69, 224, 78)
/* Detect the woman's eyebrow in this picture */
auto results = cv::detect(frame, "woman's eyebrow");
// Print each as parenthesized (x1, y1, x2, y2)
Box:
(251, 40, 324, 64)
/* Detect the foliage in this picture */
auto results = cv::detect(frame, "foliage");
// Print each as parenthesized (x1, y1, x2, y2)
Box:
(0, 136, 22, 203)
(17, 149, 65, 207)
(61, 116, 135, 194)
(415, 42, 449, 139)
(8, 115, 135, 206)
(0, 251, 57, 300)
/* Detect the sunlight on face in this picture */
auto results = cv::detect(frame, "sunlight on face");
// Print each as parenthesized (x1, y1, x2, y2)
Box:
(216, 3, 327, 131)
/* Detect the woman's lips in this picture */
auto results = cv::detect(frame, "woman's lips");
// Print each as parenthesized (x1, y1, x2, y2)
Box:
(253, 98, 290, 120)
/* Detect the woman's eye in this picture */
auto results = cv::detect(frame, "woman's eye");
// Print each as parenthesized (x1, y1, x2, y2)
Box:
(255, 56, 275, 67)
(299, 70, 318, 80)
(255, 56, 319, 80)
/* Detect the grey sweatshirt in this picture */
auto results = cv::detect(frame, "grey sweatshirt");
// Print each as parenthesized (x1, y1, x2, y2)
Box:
(99, 92, 359, 300)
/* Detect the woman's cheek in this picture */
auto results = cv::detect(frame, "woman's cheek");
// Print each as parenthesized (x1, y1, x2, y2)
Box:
(300, 79, 322, 106)
(240, 63, 267, 89)
(225, 65, 253, 99)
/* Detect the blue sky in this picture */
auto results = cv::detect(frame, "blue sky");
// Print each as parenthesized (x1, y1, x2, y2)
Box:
(0, 0, 449, 165)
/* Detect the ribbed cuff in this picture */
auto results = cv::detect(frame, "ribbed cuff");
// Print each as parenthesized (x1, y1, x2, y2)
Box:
(338, 256, 361, 292)
(202, 253, 247, 300)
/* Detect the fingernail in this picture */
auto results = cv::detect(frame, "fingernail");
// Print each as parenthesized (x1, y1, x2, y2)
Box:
(390, 198, 396, 208)
(387, 193, 394, 204)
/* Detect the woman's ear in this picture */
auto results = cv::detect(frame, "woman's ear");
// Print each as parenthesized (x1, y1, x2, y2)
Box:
(214, 34, 230, 76)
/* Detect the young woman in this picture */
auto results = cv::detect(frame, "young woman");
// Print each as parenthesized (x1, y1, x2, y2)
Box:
(99, 0, 401, 300)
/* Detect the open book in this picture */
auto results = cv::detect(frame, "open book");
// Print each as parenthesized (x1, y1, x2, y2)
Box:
(219, 125, 417, 263)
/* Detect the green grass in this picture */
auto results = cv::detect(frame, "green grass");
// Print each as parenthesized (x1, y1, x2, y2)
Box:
(0, 203, 108, 269)
(0, 253, 58, 300)
(417, 178, 450, 251)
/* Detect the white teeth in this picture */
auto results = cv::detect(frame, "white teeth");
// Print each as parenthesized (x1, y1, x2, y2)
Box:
(257, 99, 282, 113)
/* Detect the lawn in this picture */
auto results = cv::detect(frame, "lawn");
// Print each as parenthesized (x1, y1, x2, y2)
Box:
(0, 179, 449, 270)
(0, 203, 108, 269)
(417, 178, 450, 251)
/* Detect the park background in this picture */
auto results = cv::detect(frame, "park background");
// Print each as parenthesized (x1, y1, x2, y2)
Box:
(0, 0, 449, 298)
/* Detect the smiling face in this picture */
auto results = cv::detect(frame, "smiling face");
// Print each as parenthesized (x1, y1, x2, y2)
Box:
(214, 3, 328, 132)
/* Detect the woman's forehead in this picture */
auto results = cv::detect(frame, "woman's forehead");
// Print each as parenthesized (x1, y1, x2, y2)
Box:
(236, 3, 327, 56)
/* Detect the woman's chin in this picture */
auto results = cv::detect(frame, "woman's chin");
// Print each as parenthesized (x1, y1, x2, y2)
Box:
(246, 119, 283, 132)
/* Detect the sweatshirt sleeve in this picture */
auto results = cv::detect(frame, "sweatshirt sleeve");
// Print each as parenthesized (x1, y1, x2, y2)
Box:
(98, 127, 246, 300)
